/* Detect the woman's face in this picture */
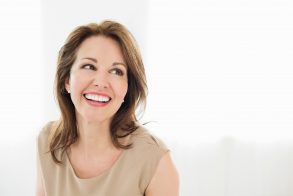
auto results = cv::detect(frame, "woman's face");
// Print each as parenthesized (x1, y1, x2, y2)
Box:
(65, 36, 128, 125)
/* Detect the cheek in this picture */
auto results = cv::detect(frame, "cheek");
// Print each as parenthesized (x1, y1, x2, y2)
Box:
(69, 73, 87, 94)
(115, 80, 128, 98)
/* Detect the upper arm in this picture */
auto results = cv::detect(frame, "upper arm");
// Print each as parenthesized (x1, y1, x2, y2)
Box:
(36, 143, 45, 196)
(145, 152, 180, 196)
(36, 168, 45, 196)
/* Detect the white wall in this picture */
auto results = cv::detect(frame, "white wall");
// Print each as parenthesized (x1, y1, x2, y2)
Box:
(0, 0, 42, 195)
(1, 0, 293, 195)
(146, 0, 293, 195)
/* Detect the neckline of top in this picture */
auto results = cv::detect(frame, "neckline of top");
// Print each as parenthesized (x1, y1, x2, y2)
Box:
(64, 129, 138, 181)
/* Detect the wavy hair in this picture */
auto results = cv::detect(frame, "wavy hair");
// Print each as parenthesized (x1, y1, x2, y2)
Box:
(50, 20, 147, 164)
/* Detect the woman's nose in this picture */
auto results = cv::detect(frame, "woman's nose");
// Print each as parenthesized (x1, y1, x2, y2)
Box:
(93, 70, 109, 89)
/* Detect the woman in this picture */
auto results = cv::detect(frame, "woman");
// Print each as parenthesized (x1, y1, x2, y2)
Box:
(36, 20, 179, 196)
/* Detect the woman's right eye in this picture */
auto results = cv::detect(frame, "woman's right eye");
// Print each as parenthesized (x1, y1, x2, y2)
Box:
(82, 64, 95, 70)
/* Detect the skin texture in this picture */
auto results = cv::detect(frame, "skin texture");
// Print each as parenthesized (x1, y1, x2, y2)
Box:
(36, 35, 179, 195)
(66, 35, 128, 126)
(65, 35, 129, 179)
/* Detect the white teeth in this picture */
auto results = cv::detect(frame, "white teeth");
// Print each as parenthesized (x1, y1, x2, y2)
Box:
(84, 94, 111, 102)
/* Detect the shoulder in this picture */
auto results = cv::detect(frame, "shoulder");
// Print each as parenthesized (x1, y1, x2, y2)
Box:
(37, 121, 58, 154)
(38, 121, 54, 139)
(145, 152, 180, 196)
(128, 124, 173, 191)
(130, 124, 169, 155)
(133, 124, 179, 195)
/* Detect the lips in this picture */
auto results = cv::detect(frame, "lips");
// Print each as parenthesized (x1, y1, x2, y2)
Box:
(82, 92, 112, 108)
(84, 93, 112, 103)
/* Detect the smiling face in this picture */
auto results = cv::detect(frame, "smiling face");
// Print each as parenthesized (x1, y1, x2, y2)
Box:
(65, 36, 128, 125)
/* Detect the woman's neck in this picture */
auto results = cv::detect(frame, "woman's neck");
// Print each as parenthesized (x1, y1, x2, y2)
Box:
(74, 117, 116, 156)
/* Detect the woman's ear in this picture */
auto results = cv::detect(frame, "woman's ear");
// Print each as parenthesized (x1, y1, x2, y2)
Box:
(65, 77, 70, 93)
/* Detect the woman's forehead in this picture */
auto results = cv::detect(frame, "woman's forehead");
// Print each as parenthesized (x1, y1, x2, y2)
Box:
(76, 36, 125, 61)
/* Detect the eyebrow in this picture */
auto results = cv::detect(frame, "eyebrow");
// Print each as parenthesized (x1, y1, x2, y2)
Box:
(81, 57, 126, 68)
(81, 57, 97, 63)
(112, 62, 127, 68)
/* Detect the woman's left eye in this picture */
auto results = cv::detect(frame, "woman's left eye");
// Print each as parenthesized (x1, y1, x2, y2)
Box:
(110, 68, 124, 76)
(82, 64, 96, 70)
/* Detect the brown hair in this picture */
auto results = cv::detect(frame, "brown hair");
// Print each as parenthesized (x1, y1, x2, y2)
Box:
(50, 20, 148, 164)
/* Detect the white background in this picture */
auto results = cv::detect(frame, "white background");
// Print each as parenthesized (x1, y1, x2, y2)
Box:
(1, 0, 293, 195)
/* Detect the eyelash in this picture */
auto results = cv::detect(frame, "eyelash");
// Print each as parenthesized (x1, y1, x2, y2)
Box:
(82, 64, 96, 70)
(110, 68, 124, 76)
(82, 64, 124, 76)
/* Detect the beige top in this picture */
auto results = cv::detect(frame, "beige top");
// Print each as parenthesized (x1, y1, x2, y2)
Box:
(37, 121, 169, 196)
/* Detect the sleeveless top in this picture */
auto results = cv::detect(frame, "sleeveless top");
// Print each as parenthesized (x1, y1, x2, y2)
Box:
(37, 121, 169, 196)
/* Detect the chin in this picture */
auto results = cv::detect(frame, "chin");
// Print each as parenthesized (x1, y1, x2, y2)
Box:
(81, 114, 111, 124)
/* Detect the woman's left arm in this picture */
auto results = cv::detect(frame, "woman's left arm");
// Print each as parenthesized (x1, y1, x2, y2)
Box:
(145, 152, 180, 196)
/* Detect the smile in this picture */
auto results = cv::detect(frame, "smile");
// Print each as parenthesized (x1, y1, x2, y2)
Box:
(83, 94, 112, 103)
